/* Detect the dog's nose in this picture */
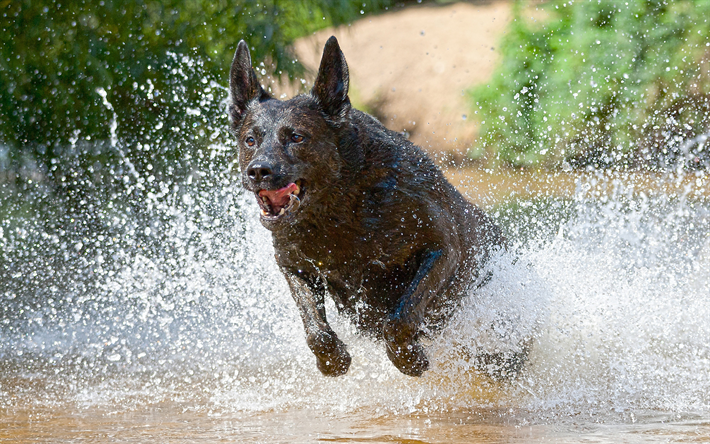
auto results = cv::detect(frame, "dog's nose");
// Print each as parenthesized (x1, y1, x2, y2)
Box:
(247, 161, 274, 182)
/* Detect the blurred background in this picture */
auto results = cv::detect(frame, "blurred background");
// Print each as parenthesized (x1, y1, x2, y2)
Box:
(3, 0, 710, 194)
(3, 0, 709, 178)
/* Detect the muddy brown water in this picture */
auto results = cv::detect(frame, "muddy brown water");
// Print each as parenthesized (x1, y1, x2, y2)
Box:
(3, 407, 710, 443)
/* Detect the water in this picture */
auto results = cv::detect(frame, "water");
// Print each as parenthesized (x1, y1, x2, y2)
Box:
(1, 147, 709, 441)
(2, 51, 710, 441)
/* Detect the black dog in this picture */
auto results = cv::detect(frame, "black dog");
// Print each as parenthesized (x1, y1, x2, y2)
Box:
(229, 36, 506, 377)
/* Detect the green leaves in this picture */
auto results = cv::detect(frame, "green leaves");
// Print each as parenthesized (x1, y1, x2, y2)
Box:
(0, 0, 395, 173)
(471, 0, 710, 170)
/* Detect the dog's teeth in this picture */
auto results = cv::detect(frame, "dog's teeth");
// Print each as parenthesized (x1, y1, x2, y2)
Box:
(288, 193, 301, 212)
(294, 184, 300, 196)
(262, 196, 268, 203)
(279, 208, 285, 216)
(261, 209, 268, 216)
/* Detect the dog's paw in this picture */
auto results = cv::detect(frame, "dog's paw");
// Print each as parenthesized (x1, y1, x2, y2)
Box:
(385, 339, 429, 377)
(307, 330, 351, 377)
(383, 318, 429, 376)
(315, 348, 351, 377)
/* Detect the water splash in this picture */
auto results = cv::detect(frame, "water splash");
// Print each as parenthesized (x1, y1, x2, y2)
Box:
(2, 155, 708, 423)
(1, 51, 709, 428)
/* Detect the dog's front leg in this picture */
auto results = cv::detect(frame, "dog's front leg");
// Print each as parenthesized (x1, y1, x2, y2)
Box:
(384, 249, 457, 377)
(282, 270, 351, 376)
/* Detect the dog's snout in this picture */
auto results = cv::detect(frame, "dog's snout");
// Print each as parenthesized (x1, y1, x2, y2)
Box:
(247, 161, 275, 182)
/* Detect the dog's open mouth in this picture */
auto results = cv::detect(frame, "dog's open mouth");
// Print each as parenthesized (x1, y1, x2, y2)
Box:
(257, 179, 305, 221)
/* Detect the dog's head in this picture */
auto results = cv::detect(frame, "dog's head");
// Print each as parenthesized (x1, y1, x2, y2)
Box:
(229, 37, 354, 230)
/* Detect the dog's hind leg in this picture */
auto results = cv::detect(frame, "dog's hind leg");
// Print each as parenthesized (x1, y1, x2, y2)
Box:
(282, 270, 352, 377)
(383, 249, 460, 377)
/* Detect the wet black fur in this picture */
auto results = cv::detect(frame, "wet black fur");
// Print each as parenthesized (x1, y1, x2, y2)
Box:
(229, 37, 507, 377)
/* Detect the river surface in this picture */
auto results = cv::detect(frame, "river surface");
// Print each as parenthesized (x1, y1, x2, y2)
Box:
(1, 168, 709, 443)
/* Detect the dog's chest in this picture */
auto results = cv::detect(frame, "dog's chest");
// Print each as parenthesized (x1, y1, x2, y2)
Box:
(313, 248, 412, 300)
(276, 227, 417, 312)
(320, 258, 416, 332)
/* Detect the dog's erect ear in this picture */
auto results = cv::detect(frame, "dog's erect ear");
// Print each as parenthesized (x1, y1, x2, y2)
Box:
(230, 40, 269, 126)
(312, 36, 351, 119)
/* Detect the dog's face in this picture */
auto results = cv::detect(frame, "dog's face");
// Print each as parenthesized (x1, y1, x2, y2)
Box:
(229, 37, 351, 230)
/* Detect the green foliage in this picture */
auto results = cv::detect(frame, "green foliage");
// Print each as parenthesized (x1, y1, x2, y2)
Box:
(470, 0, 710, 169)
(0, 0, 394, 173)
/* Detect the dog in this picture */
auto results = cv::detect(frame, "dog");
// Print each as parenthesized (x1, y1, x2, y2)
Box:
(229, 36, 508, 377)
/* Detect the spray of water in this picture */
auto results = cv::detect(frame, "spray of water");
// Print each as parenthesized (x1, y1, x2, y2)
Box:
(1, 75, 709, 428)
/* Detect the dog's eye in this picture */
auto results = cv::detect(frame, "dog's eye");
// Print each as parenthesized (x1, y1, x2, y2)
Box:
(290, 134, 304, 143)
(245, 136, 256, 147)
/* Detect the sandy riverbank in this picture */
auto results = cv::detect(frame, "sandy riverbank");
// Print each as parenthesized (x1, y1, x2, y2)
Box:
(270, 1, 512, 163)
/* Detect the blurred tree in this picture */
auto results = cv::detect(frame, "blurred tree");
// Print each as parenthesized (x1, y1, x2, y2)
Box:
(470, 0, 710, 170)
(0, 0, 394, 177)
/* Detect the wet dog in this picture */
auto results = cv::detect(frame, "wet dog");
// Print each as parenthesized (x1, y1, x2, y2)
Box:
(229, 36, 507, 377)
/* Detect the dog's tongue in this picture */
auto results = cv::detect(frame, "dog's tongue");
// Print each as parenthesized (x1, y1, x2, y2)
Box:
(259, 183, 298, 211)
